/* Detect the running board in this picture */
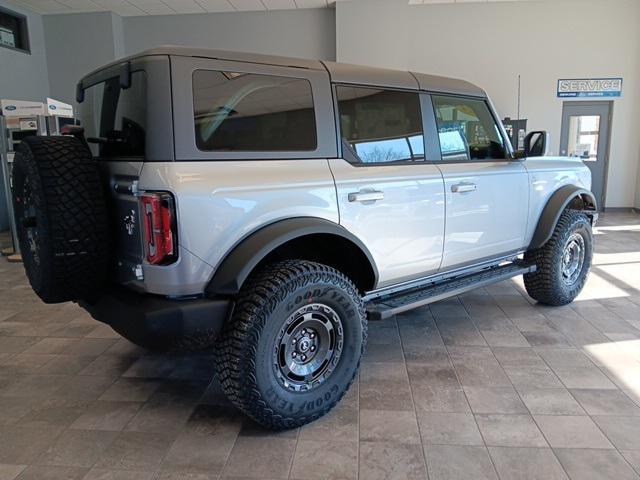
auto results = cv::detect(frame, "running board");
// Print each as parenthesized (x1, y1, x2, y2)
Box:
(366, 261, 536, 321)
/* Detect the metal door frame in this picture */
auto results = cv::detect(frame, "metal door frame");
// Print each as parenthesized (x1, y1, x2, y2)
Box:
(560, 100, 613, 210)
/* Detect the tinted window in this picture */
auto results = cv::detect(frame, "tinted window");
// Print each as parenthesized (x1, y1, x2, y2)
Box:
(193, 70, 317, 152)
(432, 95, 506, 161)
(82, 71, 146, 159)
(337, 86, 424, 164)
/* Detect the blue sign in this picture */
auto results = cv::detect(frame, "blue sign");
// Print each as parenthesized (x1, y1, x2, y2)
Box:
(558, 78, 623, 98)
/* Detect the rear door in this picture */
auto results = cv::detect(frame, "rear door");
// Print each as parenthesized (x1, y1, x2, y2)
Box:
(329, 86, 445, 288)
(430, 94, 529, 270)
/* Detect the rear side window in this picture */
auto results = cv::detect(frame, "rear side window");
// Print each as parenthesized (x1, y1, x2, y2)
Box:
(81, 71, 146, 159)
(432, 95, 506, 161)
(192, 70, 317, 152)
(336, 86, 424, 164)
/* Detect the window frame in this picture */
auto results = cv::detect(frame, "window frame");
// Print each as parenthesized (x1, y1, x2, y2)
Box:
(172, 56, 337, 161)
(333, 83, 430, 167)
(0, 5, 30, 54)
(429, 93, 515, 164)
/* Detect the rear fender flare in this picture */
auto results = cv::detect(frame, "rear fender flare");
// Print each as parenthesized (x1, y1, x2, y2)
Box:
(205, 217, 379, 295)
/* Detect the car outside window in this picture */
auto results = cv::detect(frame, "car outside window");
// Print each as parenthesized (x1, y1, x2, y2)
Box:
(432, 95, 506, 161)
(336, 86, 424, 164)
(192, 70, 317, 152)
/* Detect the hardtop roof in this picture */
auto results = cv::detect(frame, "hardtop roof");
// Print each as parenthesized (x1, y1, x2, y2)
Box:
(82, 45, 486, 96)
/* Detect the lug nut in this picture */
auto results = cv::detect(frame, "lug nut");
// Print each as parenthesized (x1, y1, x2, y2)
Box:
(309, 333, 315, 339)
(292, 352, 297, 358)
(292, 338, 297, 344)
(310, 346, 316, 352)
(301, 355, 307, 361)
(301, 329, 307, 335)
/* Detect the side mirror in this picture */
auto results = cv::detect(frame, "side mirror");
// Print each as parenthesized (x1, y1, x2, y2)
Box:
(524, 131, 549, 157)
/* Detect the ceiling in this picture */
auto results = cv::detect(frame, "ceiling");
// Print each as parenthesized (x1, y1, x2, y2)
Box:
(7, 0, 537, 16)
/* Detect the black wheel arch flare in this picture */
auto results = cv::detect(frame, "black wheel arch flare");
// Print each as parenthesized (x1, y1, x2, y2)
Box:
(529, 185, 597, 250)
(205, 217, 379, 296)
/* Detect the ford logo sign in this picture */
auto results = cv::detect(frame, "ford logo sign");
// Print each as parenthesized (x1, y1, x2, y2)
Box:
(49, 105, 57, 110)
(6, 105, 16, 111)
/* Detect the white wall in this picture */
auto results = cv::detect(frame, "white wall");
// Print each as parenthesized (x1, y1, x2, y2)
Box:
(337, 0, 640, 209)
(124, 8, 335, 61)
(0, 1, 49, 101)
(43, 12, 125, 105)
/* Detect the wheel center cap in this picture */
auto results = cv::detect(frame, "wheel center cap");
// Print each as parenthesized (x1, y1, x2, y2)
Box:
(299, 339, 310, 352)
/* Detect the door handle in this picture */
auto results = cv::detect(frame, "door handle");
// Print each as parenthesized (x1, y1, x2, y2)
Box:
(348, 190, 384, 203)
(451, 183, 477, 194)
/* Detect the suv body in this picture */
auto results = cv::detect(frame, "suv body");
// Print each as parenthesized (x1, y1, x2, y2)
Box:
(14, 47, 597, 429)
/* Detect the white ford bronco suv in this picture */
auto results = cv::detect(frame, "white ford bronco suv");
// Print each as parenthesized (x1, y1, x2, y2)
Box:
(11, 47, 597, 430)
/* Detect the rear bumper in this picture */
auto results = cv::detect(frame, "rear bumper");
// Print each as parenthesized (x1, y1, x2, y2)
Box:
(79, 287, 232, 344)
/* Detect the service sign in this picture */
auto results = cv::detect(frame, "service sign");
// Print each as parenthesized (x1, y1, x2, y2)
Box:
(46, 97, 74, 118)
(0, 99, 46, 117)
(558, 78, 623, 98)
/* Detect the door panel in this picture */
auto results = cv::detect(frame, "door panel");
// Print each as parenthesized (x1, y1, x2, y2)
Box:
(560, 102, 611, 209)
(429, 94, 529, 270)
(438, 162, 529, 269)
(329, 159, 445, 287)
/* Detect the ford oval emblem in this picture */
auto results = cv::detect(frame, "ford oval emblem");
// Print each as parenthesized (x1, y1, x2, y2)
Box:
(6, 105, 16, 111)
(49, 105, 57, 110)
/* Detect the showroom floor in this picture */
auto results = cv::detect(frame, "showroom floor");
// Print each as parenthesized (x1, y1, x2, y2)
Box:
(0, 212, 639, 480)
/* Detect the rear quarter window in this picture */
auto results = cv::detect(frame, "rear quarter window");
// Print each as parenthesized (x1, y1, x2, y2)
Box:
(192, 70, 317, 152)
(81, 71, 147, 159)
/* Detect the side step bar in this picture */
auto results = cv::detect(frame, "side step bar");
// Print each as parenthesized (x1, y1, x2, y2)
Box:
(366, 261, 536, 320)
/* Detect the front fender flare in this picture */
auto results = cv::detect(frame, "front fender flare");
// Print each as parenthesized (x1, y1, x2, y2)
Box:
(205, 217, 379, 295)
(529, 185, 597, 250)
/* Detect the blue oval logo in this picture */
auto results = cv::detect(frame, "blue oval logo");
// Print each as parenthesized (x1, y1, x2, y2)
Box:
(49, 105, 56, 110)
(6, 105, 16, 111)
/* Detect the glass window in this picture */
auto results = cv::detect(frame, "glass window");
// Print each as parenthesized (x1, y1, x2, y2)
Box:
(192, 70, 317, 152)
(336, 86, 424, 164)
(432, 95, 506, 161)
(567, 115, 600, 161)
(81, 71, 147, 159)
(0, 7, 29, 53)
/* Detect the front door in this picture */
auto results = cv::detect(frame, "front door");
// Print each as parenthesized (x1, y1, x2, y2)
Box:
(330, 85, 445, 288)
(431, 94, 530, 271)
(560, 101, 612, 209)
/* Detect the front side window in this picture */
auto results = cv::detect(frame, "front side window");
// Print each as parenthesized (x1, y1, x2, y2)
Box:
(81, 71, 147, 159)
(337, 86, 424, 164)
(193, 70, 317, 152)
(432, 95, 506, 161)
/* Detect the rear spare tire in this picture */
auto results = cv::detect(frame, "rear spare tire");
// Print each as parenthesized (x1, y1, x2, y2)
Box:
(11, 136, 109, 304)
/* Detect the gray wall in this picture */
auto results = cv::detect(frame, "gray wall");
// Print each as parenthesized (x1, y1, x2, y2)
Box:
(337, 0, 640, 209)
(0, 2, 50, 230)
(123, 8, 335, 61)
(43, 12, 124, 105)
(0, 1, 49, 101)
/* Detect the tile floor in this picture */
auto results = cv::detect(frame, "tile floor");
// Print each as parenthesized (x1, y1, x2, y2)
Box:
(0, 211, 639, 480)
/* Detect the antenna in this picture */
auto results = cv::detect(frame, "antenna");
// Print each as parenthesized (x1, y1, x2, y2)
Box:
(517, 74, 521, 120)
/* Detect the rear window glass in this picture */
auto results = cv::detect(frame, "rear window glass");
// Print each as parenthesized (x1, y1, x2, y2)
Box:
(192, 70, 317, 152)
(81, 71, 146, 159)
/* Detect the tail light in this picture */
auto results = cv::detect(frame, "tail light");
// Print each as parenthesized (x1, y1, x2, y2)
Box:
(140, 192, 177, 265)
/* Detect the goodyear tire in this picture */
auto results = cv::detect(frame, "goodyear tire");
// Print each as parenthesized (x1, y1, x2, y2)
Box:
(524, 210, 593, 306)
(215, 260, 366, 430)
(11, 136, 109, 304)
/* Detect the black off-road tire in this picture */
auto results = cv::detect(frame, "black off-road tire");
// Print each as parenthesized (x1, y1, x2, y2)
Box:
(524, 210, 593, 306)
(215, 260, 366, 430)
(11, 136, 109, 304)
